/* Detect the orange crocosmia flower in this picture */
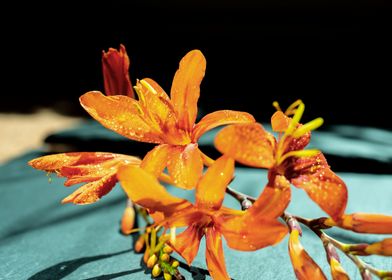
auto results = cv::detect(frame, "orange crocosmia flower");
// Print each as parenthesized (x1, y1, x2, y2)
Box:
(215, 100, 348, 221)
(29, 152, 140, 204)
(118, 156, 288, 280)
(80, 49, 255, 189)
(288, 229, 327, 280)
(102, 44, 134, 97)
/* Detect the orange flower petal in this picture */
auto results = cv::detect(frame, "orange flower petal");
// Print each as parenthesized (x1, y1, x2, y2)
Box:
(218, 213, 288, 251)
(205, 227, 230, 280)
(196, 156, 234, 210)
(79, 91, 163, 143)
(61, 174, 117, 204)
(141, 144, 171, 177)
(102, 44, 134, 97)
(271, 111, 291, 132)
(192, 110, 256, 141)
(167, 144, 203, 189)
(170, 50, 206, 131)
(247, 175, 291, 219)
(29, 152, 140, 204)
(289, 153, 347, 221)
(214, 123, 276, 168)
(169, 225, 204, 265)
(134, 79, 178, 131)
(328, 213, 392, 234)
(288, 229, 327, 280)
(118, 165, 192, 214)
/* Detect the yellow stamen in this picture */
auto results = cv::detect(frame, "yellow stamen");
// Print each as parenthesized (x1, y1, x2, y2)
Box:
(170, 227, 176, 244)
(200, 151, 215, 167)
(292, 117, 324, 138)
(140, 79, 157, 95)
(272, 101, 282, 112)
(277, 149, 320, 165)
(285, 102, 305, 136)
(284, 99, 303, 116)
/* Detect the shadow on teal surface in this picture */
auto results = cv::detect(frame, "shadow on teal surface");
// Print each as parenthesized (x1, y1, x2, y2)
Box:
(0, 196, 124, 245)
(27, 249, 135, 280)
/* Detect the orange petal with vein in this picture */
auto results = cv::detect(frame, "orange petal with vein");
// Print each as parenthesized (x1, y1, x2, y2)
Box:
(29, 152, 140, 204)
(196, 156, 234, 210)
(118, 165, 192, 214)
(288, 230, 327, 280)
(61, 174, 117, 204)
(247, 175, 291, 219)
(192, 110, 255, 141)
(289, 153, 347, 221)
(215, 123, 276, 168)
(169, 225, 203, 265)
(218, 213, 288, 251)
(167, 144, 203, 189)
(171, 50, 206, 131)
(205, 228, 230, 280)
(102, 44, 134, 97)
(80, 91, 163, 143)
(141, 144, 171, 177)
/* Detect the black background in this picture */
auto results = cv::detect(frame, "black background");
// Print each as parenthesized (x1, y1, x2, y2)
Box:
(3, 1, 391, 129)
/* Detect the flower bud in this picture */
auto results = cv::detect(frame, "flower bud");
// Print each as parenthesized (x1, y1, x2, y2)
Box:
(330, 258, 349, 280)
(325, 213, 392, 234)
(160, 253, 170, 262)
(163, 272, 172, 280)
(147, 254, 158, 268)
(134, 234, 145, 253)
(120, 203, 135, 235)
(163, 245, 173, 254)
(172, 260, 179, 268)
(152, 264, 162, 277)
(365, 238, 392, 256)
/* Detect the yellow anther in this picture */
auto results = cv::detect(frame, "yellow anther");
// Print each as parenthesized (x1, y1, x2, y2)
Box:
(147, 254, 158, 268)
(292, 117, 324, 138)
(272, 101, 282, 112)
(152, 264, 162, 277)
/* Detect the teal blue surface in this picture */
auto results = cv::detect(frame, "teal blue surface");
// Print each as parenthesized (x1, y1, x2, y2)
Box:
(1, 124, 391, 279)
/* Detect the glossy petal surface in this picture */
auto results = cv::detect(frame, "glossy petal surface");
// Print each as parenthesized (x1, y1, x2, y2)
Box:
(205, 228, 230, 280)
(171, 50, 206, 131)
(215, 123, 276, 168)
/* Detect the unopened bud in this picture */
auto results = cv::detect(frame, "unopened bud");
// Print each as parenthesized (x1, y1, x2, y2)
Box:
(120, 204, 135, 235)
(326, 213, 392, 234)
(365, 238, 392, 256)
(134, 234, 145, 253)
(172, 260, 179, 268)
(160, 253, 170, 262)
(152, 264, 162, 277)
(147, 254, 158, 268)
(163, 245, 173, 254)
(143, 249, 150, 264)
(163, 272, 172, 280)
